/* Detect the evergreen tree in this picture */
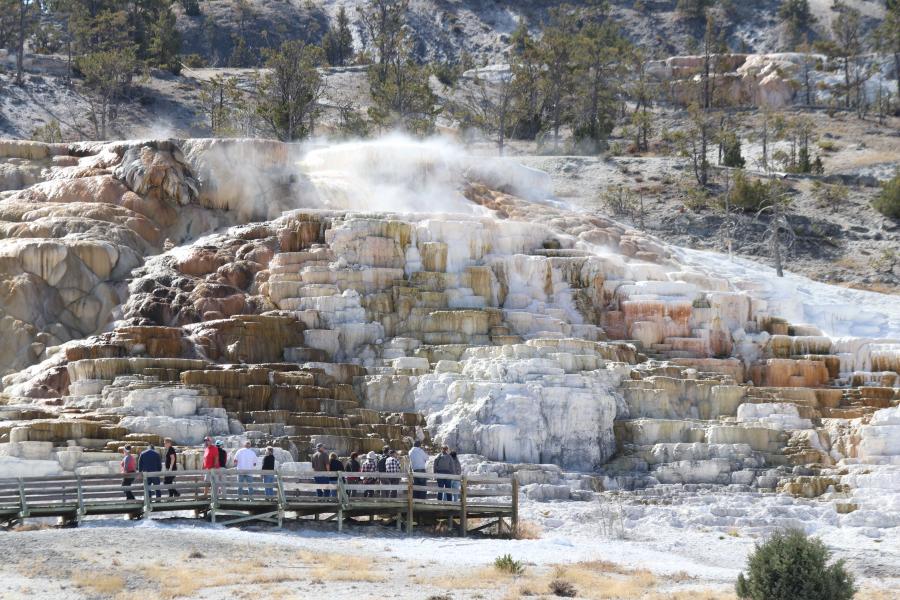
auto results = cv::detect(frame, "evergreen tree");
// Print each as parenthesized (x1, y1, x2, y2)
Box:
(80, 48, 138, 138)
(778, 0, 815, 47)
(323, 5, 354, 66)
(362, 0, 439, 134)
(570, 10, 628, 150)
(676, 0, 714, 21)
(358, 0, 407, 83)
(819, 1, 864, 109)
(255, 40, 326, 141)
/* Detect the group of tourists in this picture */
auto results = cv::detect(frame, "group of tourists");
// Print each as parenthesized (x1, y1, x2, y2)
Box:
(311, 440, 463, 501)
(120, 437, 463, 502)
(119, 437, 277, 500)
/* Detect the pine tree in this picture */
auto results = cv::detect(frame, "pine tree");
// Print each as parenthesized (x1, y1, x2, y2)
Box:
(323, 6, 355, 66)
(255, 40, 326, 141)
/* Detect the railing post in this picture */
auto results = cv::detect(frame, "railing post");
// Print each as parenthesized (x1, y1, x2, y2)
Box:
(511, 473, 519, 538)
(75, 473, 84, 524)
(142, 475, 151, 518)
(18, 478, 29, 519)
(459, 475, 468, 538)
(209, 471, 218, 524)
(406, 472, 414, 535)
(276, 472, 286, 527)
(336, 473, 344, 533)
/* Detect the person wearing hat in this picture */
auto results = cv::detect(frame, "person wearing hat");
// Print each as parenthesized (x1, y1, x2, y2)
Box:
(361, 451, 378, 498)
(233, 440, 259, 499)
(311, 443, 330, 498)
(120, 445, 137, 500)
(216, 440, 228, 471)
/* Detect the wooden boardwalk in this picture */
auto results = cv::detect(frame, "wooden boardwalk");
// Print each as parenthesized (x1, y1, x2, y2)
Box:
(0, 469, 518, 537)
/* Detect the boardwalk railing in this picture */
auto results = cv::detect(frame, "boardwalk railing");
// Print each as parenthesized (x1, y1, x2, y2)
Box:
(0, 469, 518, 536)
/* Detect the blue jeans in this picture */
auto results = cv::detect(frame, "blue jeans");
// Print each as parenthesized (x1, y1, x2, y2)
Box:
(314, 475, 330, 497)
(437, 478, 453, 501)
(263, 474, 275, 497)
(146, 476, 161, 499)
(238, 474, 254, 497)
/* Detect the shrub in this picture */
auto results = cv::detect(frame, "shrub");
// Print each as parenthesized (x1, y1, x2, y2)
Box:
(721, 132, 745, 168)
(735, 529, 856, 600)
(181, 0, 201, 16)
(730, 170, 782, 212)
(182, 53, 205, 68)
(549, 579, 577, 597)
(494, 554, 525, 575)
(31, 120, 63, 143)
(873, 170, 900, 219)
(813, 181, 849, 209)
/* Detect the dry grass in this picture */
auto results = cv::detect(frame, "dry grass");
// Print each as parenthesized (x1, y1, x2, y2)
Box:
(11, 523, 52, 532)
(513, 519, 543, 540)
(308, 552, 385, 583)
(646, 591, 736, 600)
(143, 559, 308, 599)
(428, 566, 521, 590)
(72, 573, 126, 596)
(495, 561, 660, 600)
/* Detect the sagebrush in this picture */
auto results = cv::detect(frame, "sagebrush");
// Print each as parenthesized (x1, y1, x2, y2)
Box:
(735, 529, 856, 600)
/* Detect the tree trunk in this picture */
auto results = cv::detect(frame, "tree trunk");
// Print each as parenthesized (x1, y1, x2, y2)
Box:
(843, 57, 851, 109)
(16, 0, 26, 86)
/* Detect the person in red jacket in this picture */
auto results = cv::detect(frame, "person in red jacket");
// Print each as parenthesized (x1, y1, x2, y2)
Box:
(202, 437, 220, 469)
(202, 437, 219, 498)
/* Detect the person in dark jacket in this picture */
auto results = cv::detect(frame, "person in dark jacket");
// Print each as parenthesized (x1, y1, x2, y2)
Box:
(138, 443, 163, 499)
(262, 446, 276, 498)
(216, 440, 227, 469)
(449, 450, 462, 502)
(311, 443, 329, 497)
(163, 438, 180, 498)
(328, 452, 343, 497)
(433, 445, 455, 501)
(376, 445, 390, 498)
(345, 452, 361, 497)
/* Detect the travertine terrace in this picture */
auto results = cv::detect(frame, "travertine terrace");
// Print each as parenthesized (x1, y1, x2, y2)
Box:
(0, 138, 898, 531)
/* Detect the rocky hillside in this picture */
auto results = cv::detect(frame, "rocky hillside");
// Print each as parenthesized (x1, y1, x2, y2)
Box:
(171, 0, 888, 66)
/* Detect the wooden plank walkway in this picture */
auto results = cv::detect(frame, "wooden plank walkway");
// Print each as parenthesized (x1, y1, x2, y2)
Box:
(0, 470, 518, 537)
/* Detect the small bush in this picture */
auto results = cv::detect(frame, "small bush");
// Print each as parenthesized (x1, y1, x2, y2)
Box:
(549, 578, 577, 597)
(494, 554, 525, 575)
(721, 132, 745, 168)
(730, 170, 781, 212)
(818, 140, 839, 152)
(182, 53, 205, 68)
(31, 119, 63, 143)
(873, 170, 900, 219)
(813, 181, 849, 209)
(735, 529, 856, 600)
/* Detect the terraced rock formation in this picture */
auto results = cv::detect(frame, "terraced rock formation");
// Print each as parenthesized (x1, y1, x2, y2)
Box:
(0, 138, 897, 529)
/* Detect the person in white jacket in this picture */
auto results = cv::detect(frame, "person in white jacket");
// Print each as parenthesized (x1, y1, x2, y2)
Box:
(233, 441, 258, 499)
